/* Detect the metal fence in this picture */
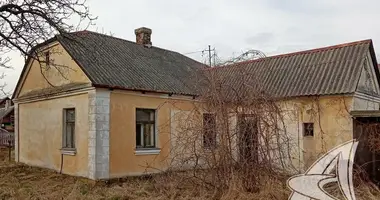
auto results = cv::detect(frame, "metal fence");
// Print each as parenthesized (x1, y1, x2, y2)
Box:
(0, 130, 14, 147)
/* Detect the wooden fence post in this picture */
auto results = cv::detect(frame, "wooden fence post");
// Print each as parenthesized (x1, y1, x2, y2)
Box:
(8, 140, 11, 162)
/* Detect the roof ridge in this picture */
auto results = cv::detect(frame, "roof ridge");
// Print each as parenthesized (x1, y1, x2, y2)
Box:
(69, 30, 199, 59)
(73, 30, 138, 45)
(210, 39, 372, 70)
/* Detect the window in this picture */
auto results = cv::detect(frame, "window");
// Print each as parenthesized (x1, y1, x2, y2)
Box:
(203, 113, 216, 148)
(45, 51, 50, 68)
(303, 123, 314, 137)
(136, 109, 156, 148)
(63, 108, 75, 149)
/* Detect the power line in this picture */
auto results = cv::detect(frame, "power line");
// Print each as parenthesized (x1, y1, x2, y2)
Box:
(182, 50, 204, 55)
(182, 45, 216, 67)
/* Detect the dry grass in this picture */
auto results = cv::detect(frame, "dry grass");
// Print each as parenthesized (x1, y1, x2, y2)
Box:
(1, 148, 379, 200)
(0, 149, 161, 200)
(0, 149, 290, 200)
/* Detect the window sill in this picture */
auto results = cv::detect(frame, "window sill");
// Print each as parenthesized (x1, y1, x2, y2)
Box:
(60, 148, 76, 156)
(134, 148, 161, 155)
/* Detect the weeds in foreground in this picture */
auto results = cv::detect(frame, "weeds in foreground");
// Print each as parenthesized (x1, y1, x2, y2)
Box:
(1, 149, 380, 199)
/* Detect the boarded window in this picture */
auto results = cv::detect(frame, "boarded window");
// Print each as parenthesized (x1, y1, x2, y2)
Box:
(136, 109, 156, 148)
(63, 108, 75, 148)
(203, 113, 216, 148)
(303, 123, 314, 137)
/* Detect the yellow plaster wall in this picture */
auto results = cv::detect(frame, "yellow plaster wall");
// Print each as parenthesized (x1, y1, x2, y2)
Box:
(109, 90, 195, 177)
(109, 92, 357, 176)
(279, 96, 354, 169)
(18, 42, 91, 97)
(18, 93, 89, 177)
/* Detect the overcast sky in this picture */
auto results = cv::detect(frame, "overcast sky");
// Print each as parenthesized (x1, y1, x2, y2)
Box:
(3, 0, 380, 94)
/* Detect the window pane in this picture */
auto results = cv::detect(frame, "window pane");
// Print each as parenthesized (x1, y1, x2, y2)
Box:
(136, 109, 156, 148)
(136, 124, 142, 147)
(66, 123, 74, 148)
(303, 123, 314, 137)
(66, 109, 75, 122)
(136, 109, 155, 122)
(149, 112, 155, 121)
(70, 123, 75, 148)
(63, 109, 75, 149)
(144, 124, 155, 147)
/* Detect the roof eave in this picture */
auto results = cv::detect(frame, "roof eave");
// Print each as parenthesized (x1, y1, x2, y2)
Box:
(92, 83, 198, 97)
(273, 93, 355, 101)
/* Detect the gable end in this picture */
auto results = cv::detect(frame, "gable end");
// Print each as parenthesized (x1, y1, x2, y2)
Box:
(13, 40, 92, 100)
(355, 42, 380, 96)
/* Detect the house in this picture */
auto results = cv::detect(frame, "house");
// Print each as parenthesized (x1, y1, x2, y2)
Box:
(0, 97, 15, 148)
(206, 40, 380, 172)
(0, 97, 14, 132)
(12, 27, 380, 180)
(13, 27, 203, 179)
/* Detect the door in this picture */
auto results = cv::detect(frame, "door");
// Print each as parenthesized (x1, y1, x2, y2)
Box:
(237, 114, 259, 192)
(353, 117, 380, 185)
(238, 114, 259, 165)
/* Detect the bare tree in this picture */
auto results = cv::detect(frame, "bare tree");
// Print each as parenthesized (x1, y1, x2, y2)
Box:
(136, 54, 298, 199)
(0, 0, 96, 68)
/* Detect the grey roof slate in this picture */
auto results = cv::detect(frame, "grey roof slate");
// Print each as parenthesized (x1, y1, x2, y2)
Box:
(58, 31, 205, 96)
(204, 40, 379, 98)
(21, 31, 377, 100)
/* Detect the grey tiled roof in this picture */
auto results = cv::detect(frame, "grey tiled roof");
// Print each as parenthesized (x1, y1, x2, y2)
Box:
(205, 40, 379, 98)
(58, 31, 205, 96)
(56, 31, 378, 99)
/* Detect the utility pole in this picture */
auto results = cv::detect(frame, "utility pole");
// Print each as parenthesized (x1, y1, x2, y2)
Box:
(203, 45, 215, 67)
(208, 45, 212, 67)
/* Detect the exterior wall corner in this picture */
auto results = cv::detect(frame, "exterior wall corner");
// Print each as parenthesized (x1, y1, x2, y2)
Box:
(88, 89, 110, 179)
(14, 103, 19, 162)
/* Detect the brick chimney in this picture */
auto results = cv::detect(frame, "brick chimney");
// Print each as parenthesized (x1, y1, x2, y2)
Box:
(135, 27, 152, 46)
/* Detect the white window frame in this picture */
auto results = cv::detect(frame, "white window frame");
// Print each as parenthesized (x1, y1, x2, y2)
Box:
(135, 108, 160, 155)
